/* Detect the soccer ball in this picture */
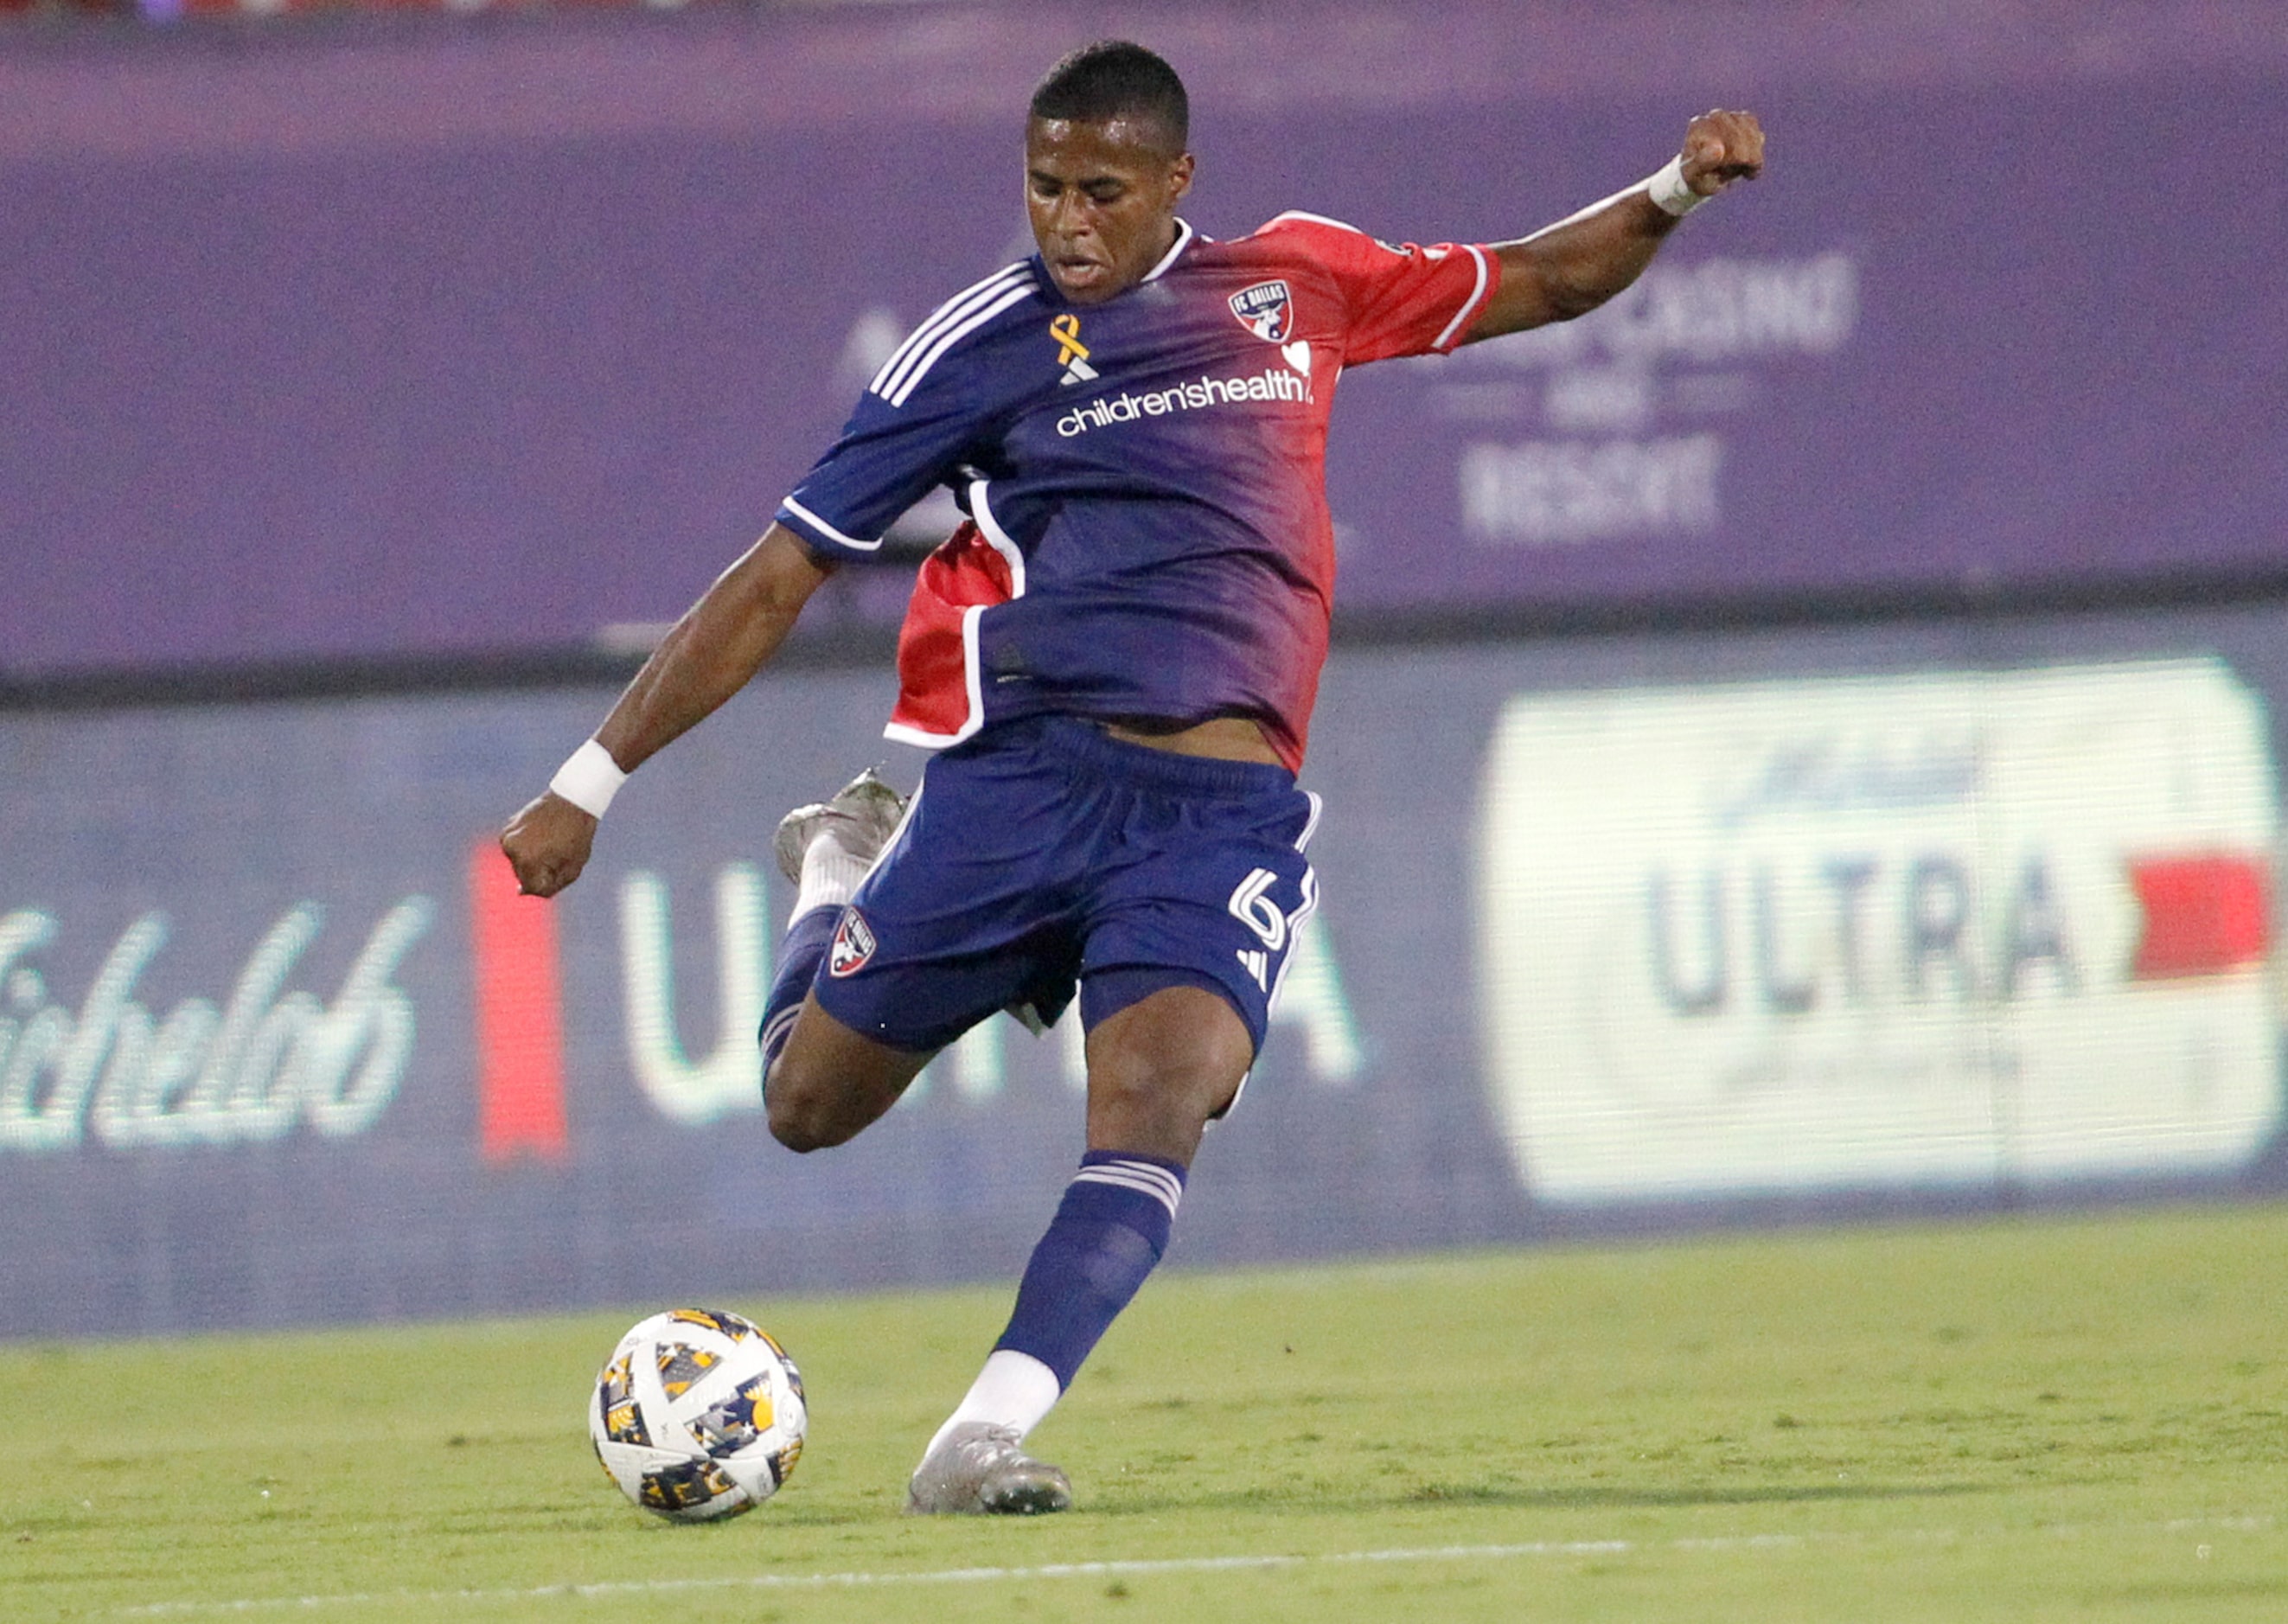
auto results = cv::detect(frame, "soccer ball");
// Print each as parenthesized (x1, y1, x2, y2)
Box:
(589, 1308, 808, 1521)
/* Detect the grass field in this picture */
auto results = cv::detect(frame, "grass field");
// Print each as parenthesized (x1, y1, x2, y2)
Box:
(3, 1203, 2284, 1621)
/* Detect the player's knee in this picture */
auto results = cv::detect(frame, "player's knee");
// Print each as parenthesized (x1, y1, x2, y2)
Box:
(763, 1062, 850, 1154)
(1083, 988, 1252, 1155)
(1085, 1056, 1234, 1160)
(765, 1037, 923, 1153)
(765, 1098, 844, 1154)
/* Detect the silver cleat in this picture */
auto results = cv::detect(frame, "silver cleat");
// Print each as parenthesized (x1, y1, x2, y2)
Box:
(905, 1423, 1073, 1516)
(772, 767, 907, 884)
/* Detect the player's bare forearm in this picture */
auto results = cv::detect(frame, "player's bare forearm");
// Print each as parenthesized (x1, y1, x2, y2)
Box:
(593, 525, 833, 774)
(1468, 109, 1765, 342)
(500, 525, 833, 897)
(1473, 191, 1678, 341)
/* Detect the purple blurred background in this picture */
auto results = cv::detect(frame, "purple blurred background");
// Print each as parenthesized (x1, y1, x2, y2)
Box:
(7, 0, 2285, 680)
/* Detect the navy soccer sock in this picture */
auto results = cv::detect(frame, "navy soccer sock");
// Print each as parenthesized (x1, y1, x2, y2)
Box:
(994, 1151, 1188, 1391)
(758, 905, 839, 1071)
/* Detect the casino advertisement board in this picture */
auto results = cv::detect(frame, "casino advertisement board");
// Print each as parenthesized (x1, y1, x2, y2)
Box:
(5, 611, 2287, 1339)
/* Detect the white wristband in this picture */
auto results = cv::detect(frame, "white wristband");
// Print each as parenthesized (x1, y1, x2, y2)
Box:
(1646, 154, 1706, 217)
(549, 739, 628, 819)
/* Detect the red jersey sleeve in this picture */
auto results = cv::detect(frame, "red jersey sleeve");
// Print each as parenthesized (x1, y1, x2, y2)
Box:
(1257, 211, 1500, 364)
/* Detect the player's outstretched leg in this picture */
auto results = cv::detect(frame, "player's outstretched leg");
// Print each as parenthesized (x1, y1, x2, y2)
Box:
(907, 985, 1247, 1515)
(758, 769, 924, 1150)
(904, 1152, 1184, 1515)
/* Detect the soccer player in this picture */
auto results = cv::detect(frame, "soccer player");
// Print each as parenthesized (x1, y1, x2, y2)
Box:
(502, 42, 1763, 1513)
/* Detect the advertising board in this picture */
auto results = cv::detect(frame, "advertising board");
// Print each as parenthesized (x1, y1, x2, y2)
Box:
(3, 610, 2286, 1339)
(1480, 663, 2279, 1203)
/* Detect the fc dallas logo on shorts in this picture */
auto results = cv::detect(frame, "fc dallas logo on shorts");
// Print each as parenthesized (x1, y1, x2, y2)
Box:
(1228, 279, 1293, 343)
(828, 908, 878, 977)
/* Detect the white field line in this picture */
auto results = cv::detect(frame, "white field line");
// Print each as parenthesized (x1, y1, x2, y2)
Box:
(115, 1516, 2274, 1617)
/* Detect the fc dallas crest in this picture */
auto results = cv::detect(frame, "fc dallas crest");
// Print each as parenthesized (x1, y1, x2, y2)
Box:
(1228, 279, 1294, 343)
(828, 908, 877, 977)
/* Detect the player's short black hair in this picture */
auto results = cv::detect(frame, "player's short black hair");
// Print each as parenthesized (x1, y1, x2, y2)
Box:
(1028, 41, 1189, 153)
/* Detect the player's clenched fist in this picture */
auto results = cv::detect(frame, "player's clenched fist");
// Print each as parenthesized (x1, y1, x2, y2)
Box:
(500, 793, 597, 898)
(1679, 109, 1765, 198)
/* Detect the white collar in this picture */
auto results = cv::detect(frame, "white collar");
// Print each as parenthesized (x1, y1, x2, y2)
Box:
(1140, 218, 1195, 284)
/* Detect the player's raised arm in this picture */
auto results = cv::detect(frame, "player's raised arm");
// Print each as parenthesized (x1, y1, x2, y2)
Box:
(499, 523, 834, 898)
(1467, 109, 1765, 342)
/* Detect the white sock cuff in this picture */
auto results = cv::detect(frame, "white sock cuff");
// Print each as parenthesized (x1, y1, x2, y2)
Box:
(791, 834, 872, 924)
(924, 1350, 1062, 1461)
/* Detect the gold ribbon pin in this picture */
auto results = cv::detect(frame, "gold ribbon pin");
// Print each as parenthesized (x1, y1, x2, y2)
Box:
(1050, 314, 1090, 367)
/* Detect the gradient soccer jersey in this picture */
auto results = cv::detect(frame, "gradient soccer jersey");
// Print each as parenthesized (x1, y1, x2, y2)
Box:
(775, 214, 1499, 770)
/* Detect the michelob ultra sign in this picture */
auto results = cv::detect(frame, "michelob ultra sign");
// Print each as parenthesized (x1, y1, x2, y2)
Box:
(1477, 660, 2282, 1203)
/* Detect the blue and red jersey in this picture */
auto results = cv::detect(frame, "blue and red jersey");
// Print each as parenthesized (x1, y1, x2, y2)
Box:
(775, 213, 1499, 771)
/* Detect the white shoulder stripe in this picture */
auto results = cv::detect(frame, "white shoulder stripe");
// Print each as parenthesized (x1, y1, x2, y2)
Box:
(885, 282, 1037, 407)
(870, 262, 1030, 396)
(871, 263, 1032, 400)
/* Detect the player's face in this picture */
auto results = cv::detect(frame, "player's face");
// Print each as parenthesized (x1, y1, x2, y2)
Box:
(1025, 117, 1194, 304)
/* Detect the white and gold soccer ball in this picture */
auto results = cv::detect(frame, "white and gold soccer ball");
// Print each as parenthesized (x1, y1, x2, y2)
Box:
(589, 1308, 808, 1520)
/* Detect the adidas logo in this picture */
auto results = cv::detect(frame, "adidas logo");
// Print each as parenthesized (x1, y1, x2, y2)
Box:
(1050, 314, 1096, 387)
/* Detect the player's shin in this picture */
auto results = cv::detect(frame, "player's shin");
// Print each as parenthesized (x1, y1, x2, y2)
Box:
(926, 1151, 1187, 1455)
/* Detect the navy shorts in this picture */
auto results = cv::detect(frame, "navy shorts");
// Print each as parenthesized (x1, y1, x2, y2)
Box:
(809, 716, 1321, 1057)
